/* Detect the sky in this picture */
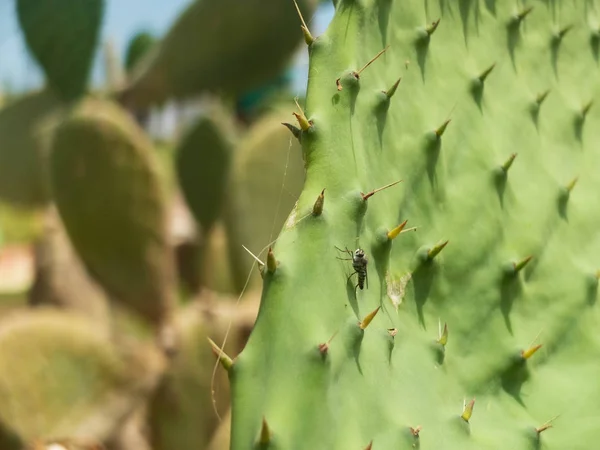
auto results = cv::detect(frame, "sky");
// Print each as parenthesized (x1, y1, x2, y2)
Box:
(0, 0, 334, 95)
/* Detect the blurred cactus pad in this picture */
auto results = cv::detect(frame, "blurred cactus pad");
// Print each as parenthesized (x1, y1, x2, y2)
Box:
(124, 31, 157, 76)
(0, 89, 65, 207)
(120, 0, 317, 108)
(0, 309, 165, 448)
(16, 0, 105, 101)
(223, 108, 305, 291)
(49, 98, 175, 329)
(176, 103, 236, 236)
(225, 1, 600, 449)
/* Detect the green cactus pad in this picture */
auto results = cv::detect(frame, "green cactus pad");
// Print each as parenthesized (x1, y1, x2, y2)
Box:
(28, 206, 110, 323)
(229, 1, 600, 449)
(49, 98, 175, 327)
(201, 222, 237, 295)
(119, 0, 317, 109)
(222, 109, 305, 292)
(0, 309, 165, 446)
(124, 31, 157, 76)
(16, 0, 104, 101)
(0, 89, 65, 207)
(148, 295, 258, 450)
(176, 104, 236, 234)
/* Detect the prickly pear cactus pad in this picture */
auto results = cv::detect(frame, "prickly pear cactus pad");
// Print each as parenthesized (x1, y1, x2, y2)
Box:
(124, 31, 157, 76)
(176, 103, 236, 235)
(16, 0, 105, 101)
(0, 309, 165, 446)
(0, 89, 65, 207)
(119, 0, 317, 109)
(49, 98, 175, 328)
(227, 1, 600, 449)
(147, 301, 239, 450)
(223, 109, 305, 292)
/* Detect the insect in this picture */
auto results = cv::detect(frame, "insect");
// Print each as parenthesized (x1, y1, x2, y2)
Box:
(335, 246, 369, 292)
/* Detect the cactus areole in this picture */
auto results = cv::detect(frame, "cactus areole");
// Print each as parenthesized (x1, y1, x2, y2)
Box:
(225, 1, 600, 449)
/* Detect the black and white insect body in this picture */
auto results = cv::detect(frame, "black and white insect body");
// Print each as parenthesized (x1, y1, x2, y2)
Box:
(335, 246, 369, 292)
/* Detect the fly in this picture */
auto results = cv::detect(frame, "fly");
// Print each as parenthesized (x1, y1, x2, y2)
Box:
(335, 246, 369, 292)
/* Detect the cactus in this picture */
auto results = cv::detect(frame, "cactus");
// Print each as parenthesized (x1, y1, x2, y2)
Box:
(16, 0, 104, 101)
(175, 105, 306, 294)
(119, 0, 317, 109)
(224, 1, 600, 449)
(0, 89, 65, 207)
(174, 102, 237, 295)
(28, 205, 110, 323)
(48, 98, 176, 334)
(124, 31, 157, 76)
(0, 309, 165, 447)
(147, 293, 259, 450)
(199, 222, 238, 295)
(176, 103, 236, 236)
(222, 109, 305, 292)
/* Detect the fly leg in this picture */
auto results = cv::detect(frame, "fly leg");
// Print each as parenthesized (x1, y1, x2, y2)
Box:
(336, 246, 360, 293)
(334, 246, 354, 260)
(346, 271, 357, 284)
(346, 271, 361, 295)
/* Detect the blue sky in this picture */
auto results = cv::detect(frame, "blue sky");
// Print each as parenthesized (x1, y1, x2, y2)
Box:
(0, 1, 334, 95)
